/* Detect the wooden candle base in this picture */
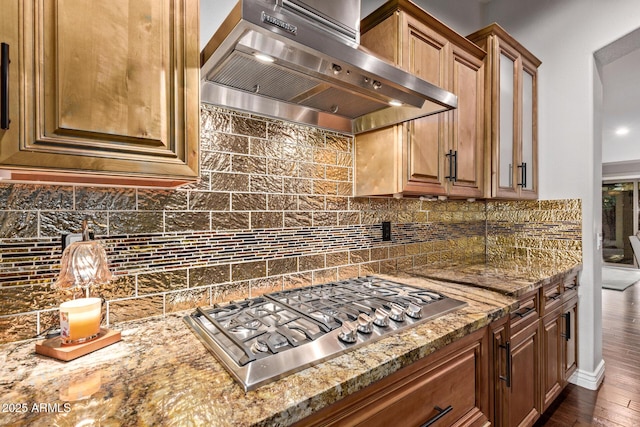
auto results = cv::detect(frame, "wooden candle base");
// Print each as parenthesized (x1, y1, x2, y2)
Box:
(35, 328, 121, 361)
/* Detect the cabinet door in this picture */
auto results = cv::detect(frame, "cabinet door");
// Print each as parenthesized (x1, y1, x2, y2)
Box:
(402, 16, 448, 195)
(495, 42, 520, 199)
(0, 0, 20, 155)
(541, 309, 563, 411)
(1, 0, 199, 185)
(563, 297, 578, 381)
(491, 318, 510, 426)
(509, 320, 540, 427)
(448, 45, 484, 198)
(518, 60, 538, 199)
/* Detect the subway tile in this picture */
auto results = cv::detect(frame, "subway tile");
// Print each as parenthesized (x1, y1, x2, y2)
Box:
(299, 254, 325, 271)
(75, 187, 136, 211)
(212, 282, 250, 304)
(284, 178, 313, 194)
(326, 251, 349, 267)
(284, 211, 313, 228)
(251, 211, 283, 229)
(312, 212, 337, 227)
(283, 272, 313, 290)
(165, 212, 210, 232)
(232, 193, 266, 211)
(210, 133, 249, 154)
(0, 313, 37, 344)
(165, 288, 210, 313)
(231, 115, 267, 138)
(232, 155, 267, 175)
(313, 268, 337, 284)
(138, 270, 188, 295)
(231, 261, 267, 281)
(250, 277, 283, 297)
(189, 192, 230, 211)
(250, 175, 283, 193)
(250, 138, 281, 158)
(268, 159, 297, 177)
(211, 212, 250, 230)
(0, 212, 39, 238)
(109, 212, 164, 235)
(210, 172, 249, 192)
(267, 194, 297, 211)
(325, 134, 351, 152)
(40, 211, 108, 237)
(201, 151, 232, 172)
(108, 295, 164, 324)
(0, 184, 74, 210)
(189, 264, 231, 287)
(137, 189, 188, 211)
(268, 257, 298, 276)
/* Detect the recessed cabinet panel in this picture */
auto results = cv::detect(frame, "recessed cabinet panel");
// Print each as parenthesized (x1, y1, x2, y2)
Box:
(499, 53, 515, 190)
(522, 69, 535, 192)
(0, 0, 199, 186)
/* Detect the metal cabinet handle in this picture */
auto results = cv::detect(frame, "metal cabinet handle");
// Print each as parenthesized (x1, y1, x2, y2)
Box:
(563, 312, 571, 341)
(514, 306, 535, 318)
(1, 42, 9, 130)
(548, 292, 562, 301)
(445, 150, 457, 182)
(517, 162, 527, 187)
(420, 405, 453, 427)
(499, 340, 512, 388)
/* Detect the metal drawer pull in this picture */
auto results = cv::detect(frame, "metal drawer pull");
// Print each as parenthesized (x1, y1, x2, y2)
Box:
(517, 162, 527, 187)
(548, 293, 562, 301)
(563, 312, 571, 341)
(499, 341, 512, 387)
(420, 405, 453, 427)
(1, 42, 9, 130)
(514, 306, 535, 318)
(445, 149, 458, 182)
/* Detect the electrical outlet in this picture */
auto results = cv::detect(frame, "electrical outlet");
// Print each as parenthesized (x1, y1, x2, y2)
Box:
(382, 222, 391, 241)
(61, 233, 82, 251)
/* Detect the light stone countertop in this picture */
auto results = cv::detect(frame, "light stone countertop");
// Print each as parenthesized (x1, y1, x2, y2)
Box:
(0, 270, 565, 427)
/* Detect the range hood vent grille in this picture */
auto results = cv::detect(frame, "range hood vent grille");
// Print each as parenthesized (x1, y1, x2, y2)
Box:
(201, 0, 457, 134)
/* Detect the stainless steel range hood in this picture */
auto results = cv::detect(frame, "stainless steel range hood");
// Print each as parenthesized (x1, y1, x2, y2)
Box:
(201, 0, 457, 134)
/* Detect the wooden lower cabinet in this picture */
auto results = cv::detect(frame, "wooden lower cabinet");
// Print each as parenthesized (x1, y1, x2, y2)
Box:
(541, 306, 563, 411)
(295, 328, 489, 427)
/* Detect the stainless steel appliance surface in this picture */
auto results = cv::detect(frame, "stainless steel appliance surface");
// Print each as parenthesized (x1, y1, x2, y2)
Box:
(184, 276, 467, 391)
(201, 0, 457, 134)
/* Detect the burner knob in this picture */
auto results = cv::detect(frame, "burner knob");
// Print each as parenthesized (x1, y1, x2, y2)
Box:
(406, 303, 422, 319)
(357, 313, 374, 334)
(373, 307, 389, 327)
(338, 321, 358, 343)
(389, 303, 406, 322)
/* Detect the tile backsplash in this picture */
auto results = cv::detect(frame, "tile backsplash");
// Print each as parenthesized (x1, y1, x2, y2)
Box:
(0, 105, 580, 344)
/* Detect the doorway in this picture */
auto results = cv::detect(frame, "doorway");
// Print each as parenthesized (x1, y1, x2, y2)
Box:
(602, 181, 638, 265)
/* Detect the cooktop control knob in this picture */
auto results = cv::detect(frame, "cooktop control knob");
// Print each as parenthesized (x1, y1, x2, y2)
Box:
(338, 321, 358, 343)
(406, 303, 422, 319)
(357, 313, 374, 334)
(373, 307, 389, 327)
(389, 303, 406, 322)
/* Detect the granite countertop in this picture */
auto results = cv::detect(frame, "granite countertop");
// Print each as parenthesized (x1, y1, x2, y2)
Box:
(0, 274, 524, 427)
(408, 262, 582, 298)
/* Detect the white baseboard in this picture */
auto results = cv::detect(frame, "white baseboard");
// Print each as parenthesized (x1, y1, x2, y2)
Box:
(568, 359, 606, 390)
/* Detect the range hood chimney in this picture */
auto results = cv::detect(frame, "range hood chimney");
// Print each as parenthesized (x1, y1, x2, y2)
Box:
(201, 0, 457, 134)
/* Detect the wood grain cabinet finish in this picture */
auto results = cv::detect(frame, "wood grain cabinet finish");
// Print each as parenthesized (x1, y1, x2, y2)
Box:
(467, 24, 540, 200)
(355, 0, 485, 198)
(491, 272, 580, 427)
(0, 0, 199, 187)
(295, 327, 490, 427)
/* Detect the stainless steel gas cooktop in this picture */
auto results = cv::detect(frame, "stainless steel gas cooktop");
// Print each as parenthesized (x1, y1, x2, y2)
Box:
(184, 276, 466, 391)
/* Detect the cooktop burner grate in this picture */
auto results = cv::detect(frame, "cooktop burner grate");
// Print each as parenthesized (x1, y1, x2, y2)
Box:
(184, 276, 467, 391)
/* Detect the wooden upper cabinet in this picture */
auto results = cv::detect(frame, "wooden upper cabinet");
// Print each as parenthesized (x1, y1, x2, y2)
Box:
(356, 0, 485, 198)
(467, 24, 540, 199)
(0, 0, 199, 187)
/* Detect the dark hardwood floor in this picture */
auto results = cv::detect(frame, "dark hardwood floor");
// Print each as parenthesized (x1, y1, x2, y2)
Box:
(535, 282, 640, 426)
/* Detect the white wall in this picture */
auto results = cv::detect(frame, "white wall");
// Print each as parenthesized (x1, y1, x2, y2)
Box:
(483, 0, 640, 389)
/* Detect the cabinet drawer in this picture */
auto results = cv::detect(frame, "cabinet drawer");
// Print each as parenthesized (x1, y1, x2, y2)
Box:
(297, 329, 488, 427)
(510, 291, 539, 333)
(563, 271, 579, 301)
(540, 281, 563, 316)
